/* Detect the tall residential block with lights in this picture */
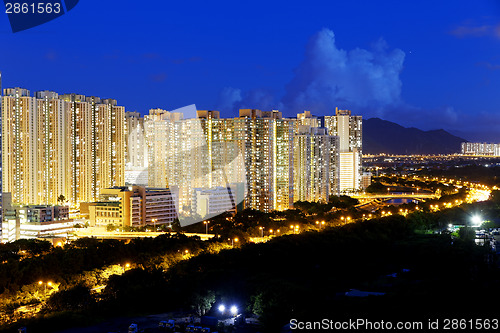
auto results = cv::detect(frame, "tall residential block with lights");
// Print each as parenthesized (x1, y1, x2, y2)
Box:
(0, 72, 2, 237)
(323, 108, 362, 193)
(130, 107, 359, 213)
(2, 88, 39, 204)
(59, 94, 125, 206)
(145, 108, 213, 212)
(2, 90, 125, 208)
(235, 109, 294, 212)
(294, 126, 339, 202)
(461, 142, 500, 156)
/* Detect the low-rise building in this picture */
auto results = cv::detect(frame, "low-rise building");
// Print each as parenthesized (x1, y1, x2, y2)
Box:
(1, 194, 75, 243)
(88, 186, 178, 228)
(192, 186, 236, 218)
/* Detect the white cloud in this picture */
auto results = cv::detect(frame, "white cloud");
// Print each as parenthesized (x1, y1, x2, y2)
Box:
(281, 28, 405, 116)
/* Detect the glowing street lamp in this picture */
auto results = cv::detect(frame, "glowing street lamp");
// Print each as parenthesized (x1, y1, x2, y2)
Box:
(259, 226, 264, 237)
(121, 262, 131, 273)
(471, 215, 482, 227)
(218, 304, 225, 313)
(38, 280, 52, 297)
(204, 221, 210, 234)
(152, 218, 157, 231)
(230, 305, 238, 316)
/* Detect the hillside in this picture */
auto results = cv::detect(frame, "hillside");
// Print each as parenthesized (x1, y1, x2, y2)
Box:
(363, 118, 466, 155)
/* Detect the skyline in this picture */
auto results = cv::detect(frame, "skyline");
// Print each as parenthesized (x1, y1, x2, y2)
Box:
(1, 1, 500, 142)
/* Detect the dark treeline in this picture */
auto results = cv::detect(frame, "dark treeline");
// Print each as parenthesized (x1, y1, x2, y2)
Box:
(0, 234, 209, 295)
(180, 195, 361, 240)
(3, 212, 499, 332)
(366, 175, 457, 194)
(417, 164, 500, 187)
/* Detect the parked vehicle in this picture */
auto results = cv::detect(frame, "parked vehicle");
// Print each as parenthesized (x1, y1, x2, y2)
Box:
(128, 323, 138, 333)
(159, 319, 176, 331)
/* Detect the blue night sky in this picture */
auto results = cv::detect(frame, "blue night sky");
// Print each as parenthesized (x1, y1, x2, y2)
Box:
(1, 0, 500, 141)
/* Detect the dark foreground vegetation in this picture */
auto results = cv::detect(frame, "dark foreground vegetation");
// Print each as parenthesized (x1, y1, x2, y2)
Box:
(1, 195, 499, 332)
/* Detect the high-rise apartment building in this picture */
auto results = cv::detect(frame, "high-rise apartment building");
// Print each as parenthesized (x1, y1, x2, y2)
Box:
(461, 142, 500, 156)
(293, 126, 338, 202)
(59, 94, 126, 205)
(145, 108, 210, 212)
(323, 108, 362, 193)
(34, 91, 71, 205)
(2, 88, 38, 204)
(125, 111, 148, 185)
(0, 72, 2, 238)
(125, 111, 148, 168)
(2, 90, 125, 208)
(140, 108, 352, 212)
(234, 109, 295, 212)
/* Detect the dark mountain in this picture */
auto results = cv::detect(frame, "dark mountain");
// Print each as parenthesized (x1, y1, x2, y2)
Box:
(363, 118, 466, 155)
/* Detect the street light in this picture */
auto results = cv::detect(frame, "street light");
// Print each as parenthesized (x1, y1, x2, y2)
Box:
(152, 219, 157, 232)
(203, 221, 210, 234)
(38, 280, 52, 297)
(230, 305, 238, 316)
(122, 262, 131, 273)
(259, 226, 264, 237)
(471, 215, 482, 227)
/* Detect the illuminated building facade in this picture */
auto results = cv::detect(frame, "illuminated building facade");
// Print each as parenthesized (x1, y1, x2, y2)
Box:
(60, 94, 125, 206)
(1, 83, 361, 222)
(461, 142, 500, 156)
(0, 73, 2, 237)
(234, 109, 295, 212)
(0, 193, 75, 243)
(293, 126, 339, 202)
(323, 108, 362, 192)
(88, 186, 178, 228)
(2, 90, 125, 208)
(2, 88, 39, 204)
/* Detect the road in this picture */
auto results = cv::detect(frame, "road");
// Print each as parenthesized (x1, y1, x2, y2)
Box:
(74, 228, 215, 241)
